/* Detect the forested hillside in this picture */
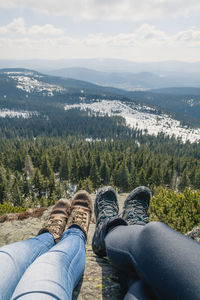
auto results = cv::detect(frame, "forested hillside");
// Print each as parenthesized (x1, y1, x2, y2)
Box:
(0, 134, 200, 233)
(0, 69, 200, 234)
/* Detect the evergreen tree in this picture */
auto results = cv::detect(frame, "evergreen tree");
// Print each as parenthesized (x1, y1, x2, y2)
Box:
(23, 155, 35, 179)
(70, 157, 78, 184)
(89, 161, 100, 189)
(40, 155, 52, 178)
(78, 178, 93, 193)
(179, 170, 190, 191)
(59, 155, 69, 181)
(118, 164, 129, 192)
(100, 161, 110, 185)
(150, 168, 161, 186)
(137, 168, 147, 186)
(32, 168, 44, 198)
(128, 167, 137, 190)
(22, 174, 30, 197)
(194, 169, 200, 189)
(0, 166, 7, 204)
(12, 185, 23, 207)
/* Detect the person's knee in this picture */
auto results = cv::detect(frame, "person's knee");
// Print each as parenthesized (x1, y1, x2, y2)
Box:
(143, 221, 166, 233)
(137, 221, 172, 254)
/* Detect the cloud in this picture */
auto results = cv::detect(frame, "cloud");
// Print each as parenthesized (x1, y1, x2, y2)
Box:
(0, 18, 26, 35)
(0, 18, 64, 37)
(0, 0, 200, 20)
(28, 24, 64, 36)
(173, 28, 200, 44)
(83, 25, 200, 48)
(1, 19, 200, 48)
(1, 20, 200, 61)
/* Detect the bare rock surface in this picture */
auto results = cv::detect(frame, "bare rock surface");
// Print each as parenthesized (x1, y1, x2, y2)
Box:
(186, 225, 200, 243)
(0, 193, 199, 300)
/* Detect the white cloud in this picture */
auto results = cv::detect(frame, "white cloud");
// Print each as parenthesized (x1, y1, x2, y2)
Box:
(1, 19, 200, 48)
(135, 24, 166, 42)
(173, 29, 200, 45)
(0, 18, 64, 37)
(0, 18, 26, 35)
(28, 24, 64, 36)
(81, 25, 200, 48)
(0, 0, 200, 20)
(1, 21, 200, 60)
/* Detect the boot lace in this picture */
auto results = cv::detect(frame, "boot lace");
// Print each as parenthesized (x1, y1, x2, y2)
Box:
(97, 197, 118, 225)
(124, 199, 149, 224)
(49, 218, 65, 235)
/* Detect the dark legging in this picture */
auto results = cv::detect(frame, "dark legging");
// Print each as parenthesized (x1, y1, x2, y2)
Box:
(105, 221, 200, 300)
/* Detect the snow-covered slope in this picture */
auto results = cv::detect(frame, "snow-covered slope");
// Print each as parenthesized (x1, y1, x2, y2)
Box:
(64, 100, 200, 143)
(5, 71, 66, 96)
(0, 109, 38, 118)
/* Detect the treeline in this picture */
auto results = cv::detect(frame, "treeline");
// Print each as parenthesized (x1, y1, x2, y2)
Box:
(1, 136, 200, 207)
(0, 107, 133, 139)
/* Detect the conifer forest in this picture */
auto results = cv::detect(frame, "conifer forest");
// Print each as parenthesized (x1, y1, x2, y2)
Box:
(0, 69, 200, 234)
(0, 108, 200, 234)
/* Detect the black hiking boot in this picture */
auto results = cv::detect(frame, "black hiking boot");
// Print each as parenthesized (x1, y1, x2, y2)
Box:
(92, 186, 127, 257)
(122, 186, 151, 225)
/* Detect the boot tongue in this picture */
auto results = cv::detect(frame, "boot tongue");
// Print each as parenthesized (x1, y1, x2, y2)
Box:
(51, 210, 67, 217)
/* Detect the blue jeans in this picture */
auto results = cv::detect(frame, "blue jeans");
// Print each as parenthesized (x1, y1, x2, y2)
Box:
(0, 227, 86, 300)
(105, 222, 200, 300)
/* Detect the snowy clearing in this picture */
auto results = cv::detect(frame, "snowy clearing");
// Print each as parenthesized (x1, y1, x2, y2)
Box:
(0, 109, 38, 118)
(64, 100, 200, 143)
(7, 73, 66, 96)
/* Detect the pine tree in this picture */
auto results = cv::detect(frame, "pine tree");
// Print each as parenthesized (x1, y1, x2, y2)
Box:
(89, 161, 100, 189)
(150, 168, 161, 186)
(40, 155, 52, 178)
(12, 185, 23, 207)
(194, 169, 200, 189)
(163, 169, 172, 186)
(78, 178, 93, 193)
(118, 164, 129, 192)
(128, 167, 137, 190)
(59, 155, 69, 181)
(137, 168, 147, 186)
(23, 155, 35, 179)
(23, 175, 30, 197)
(100, 161, 110, 185)
(32, 168, 44, 198)
(179, 170, 190, 191)
(0, 166, 7, 204)
(70, 157, 78, 184)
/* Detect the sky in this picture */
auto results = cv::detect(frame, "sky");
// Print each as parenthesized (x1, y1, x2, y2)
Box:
(0, 0, 200, 62)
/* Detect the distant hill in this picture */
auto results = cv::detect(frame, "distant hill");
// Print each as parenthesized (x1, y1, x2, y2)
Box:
(0, 68, 129, 101)
(1, 58, 200, 73)
(150, 87, 200, 95)
(45, 67, 200, 90)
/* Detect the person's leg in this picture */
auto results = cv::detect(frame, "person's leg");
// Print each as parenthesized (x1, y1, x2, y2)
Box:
(12, 227, 86, 300)
(92, 186, 200, 300)
(105, 222, 200, 300)
(0, 198, 71, 300)
(12, 190, 92, 300)
(0, 233, 54, 300)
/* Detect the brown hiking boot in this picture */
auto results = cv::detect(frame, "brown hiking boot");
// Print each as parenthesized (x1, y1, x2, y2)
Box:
(38, 198, 71, 243)
(65, 190, 92, 240)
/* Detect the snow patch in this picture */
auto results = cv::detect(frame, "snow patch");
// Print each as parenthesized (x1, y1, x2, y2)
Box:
(7, 73, 66, 96)
(0, 109, 38, 118)
(64, 100, 200, 143)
